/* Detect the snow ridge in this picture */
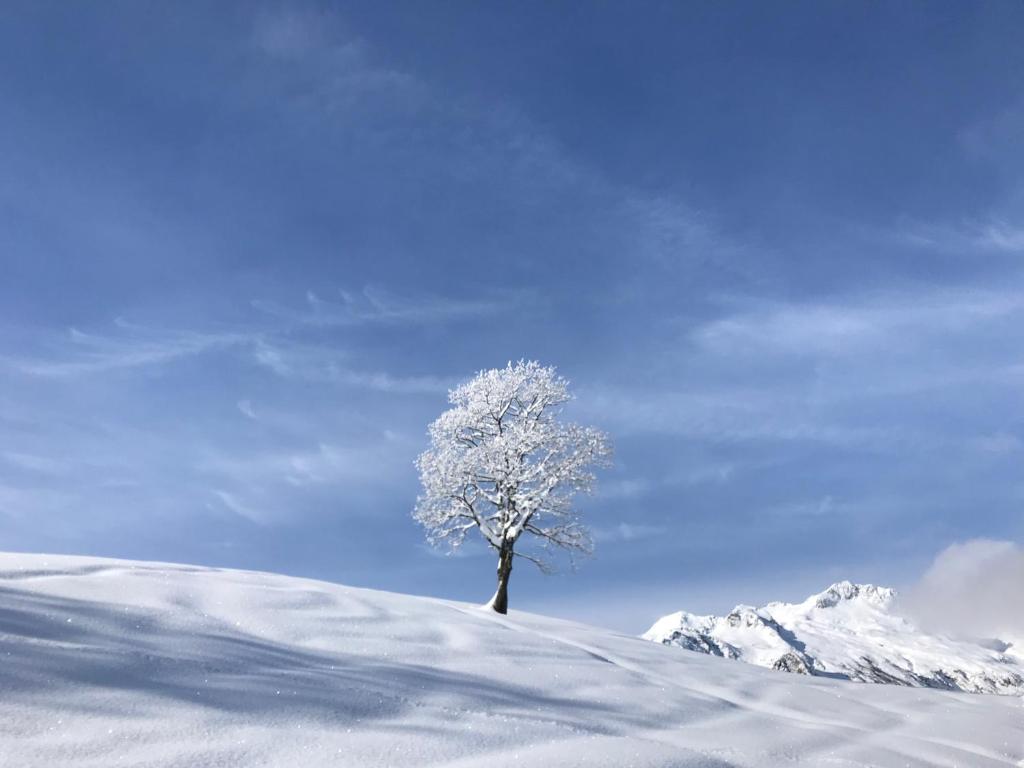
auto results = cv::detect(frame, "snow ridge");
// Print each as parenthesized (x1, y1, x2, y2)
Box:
(644, 580, 1024, 695)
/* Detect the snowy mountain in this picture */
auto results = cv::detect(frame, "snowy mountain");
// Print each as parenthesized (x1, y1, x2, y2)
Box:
(1, 555, 1021, 768)
(644, 580, 1024, 696)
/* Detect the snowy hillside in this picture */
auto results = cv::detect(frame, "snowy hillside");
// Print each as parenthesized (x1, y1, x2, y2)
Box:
(645, 581, 1024, 696)
(1, 555, 1021, 767)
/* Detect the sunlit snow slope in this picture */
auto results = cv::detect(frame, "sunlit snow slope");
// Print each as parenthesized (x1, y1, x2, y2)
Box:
(1, 554, 1021, 767)
(645, 581, 1024, 696)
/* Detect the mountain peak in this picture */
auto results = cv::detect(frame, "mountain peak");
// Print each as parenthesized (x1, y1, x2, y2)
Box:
(645, 581, 1022, 696)
(811, 581, 895, 609)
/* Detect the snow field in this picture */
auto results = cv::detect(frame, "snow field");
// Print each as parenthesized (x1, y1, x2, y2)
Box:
(1, 553, 1021, 767)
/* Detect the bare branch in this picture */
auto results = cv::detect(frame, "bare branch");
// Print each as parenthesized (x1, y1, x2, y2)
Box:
(513, 550, 555, 575)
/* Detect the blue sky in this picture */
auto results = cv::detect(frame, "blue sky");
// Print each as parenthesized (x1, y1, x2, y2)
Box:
(2, 2, 1022, 631)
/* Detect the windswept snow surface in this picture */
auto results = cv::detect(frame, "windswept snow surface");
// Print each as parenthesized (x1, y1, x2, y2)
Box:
(645, 581, 1024, 696)
(0, 555, 1021, 768)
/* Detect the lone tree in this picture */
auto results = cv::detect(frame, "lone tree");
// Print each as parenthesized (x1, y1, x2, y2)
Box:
(414, 361, 611, 614)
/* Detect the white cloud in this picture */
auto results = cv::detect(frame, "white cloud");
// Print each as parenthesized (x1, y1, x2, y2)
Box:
(901, 539, 1024, 640)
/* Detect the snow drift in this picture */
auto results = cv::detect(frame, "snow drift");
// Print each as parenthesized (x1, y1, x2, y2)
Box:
(1, 554, 1021, 767)
(644, 581, 1024, 695)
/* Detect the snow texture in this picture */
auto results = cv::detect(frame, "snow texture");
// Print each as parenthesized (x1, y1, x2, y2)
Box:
(645, 581, 1024, 696)
(1, 555, 1022, 767)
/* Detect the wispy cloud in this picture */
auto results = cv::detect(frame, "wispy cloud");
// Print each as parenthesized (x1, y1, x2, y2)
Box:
(236, 399, 258, 420)
(968, 432, 1023, 454)
(199, 442, 385, 489)
(0, 482, 75, 521)
(252, 286, 518, 328)
(2, 289, 461, 394)
(674, 462, 736, 486)
(418, 540, 488, 560)
(592, 522, 667, 543)
(2, 451, 69, 475)
(250, 339, 450, 393)
(340, 369, 451, 394)
(764, 495, 838, 519)
(3, 318, 452, 395)
(596, 478, 652, 501)
(249, 4, 736, 287)
(692, 288, 1024, 356)
(577, 280, 1024, 454)
(195, 433, 417, 527)
(980, 222, 1024, 252)
(2, 323, 248, 377)
(211, 489, 269, 526)
(250, 6, 425, 118)
(896, 218, 1024, 255)
(579, 385, 908, 447)
(251, 7, 337, 59)
(282, 443, 381, 487)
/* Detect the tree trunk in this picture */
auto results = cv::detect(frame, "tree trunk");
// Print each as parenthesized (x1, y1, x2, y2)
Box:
(488, 542, 514, 614)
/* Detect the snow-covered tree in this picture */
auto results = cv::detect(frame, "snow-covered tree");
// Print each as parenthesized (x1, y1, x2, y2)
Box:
(414, 361, 611, 614)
